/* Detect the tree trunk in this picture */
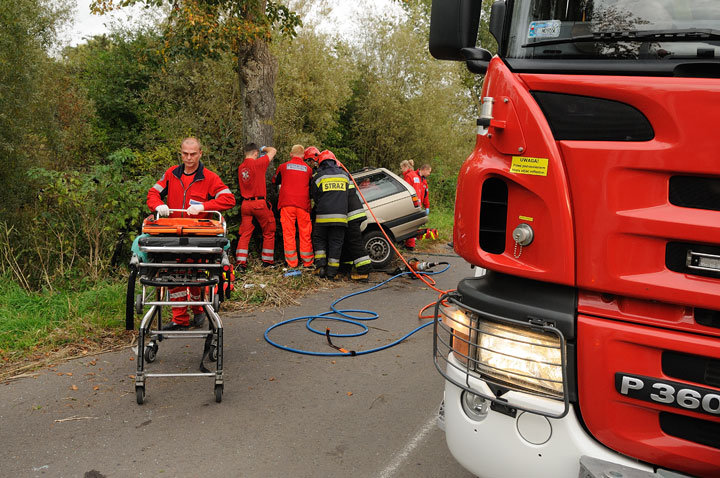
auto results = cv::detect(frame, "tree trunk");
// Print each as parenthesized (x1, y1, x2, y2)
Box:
(238, 39, 277, 150)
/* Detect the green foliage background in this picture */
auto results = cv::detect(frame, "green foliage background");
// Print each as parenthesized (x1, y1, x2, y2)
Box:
(0, 0, 494, 296)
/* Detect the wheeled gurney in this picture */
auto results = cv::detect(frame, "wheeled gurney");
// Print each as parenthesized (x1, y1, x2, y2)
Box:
(126, 210, 231, 404)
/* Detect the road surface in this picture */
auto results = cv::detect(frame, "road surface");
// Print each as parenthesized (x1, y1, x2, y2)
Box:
(0, 253, 476, 478)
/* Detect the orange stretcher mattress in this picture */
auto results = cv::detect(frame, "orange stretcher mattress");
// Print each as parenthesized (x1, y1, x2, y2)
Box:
(141, 216, 225, 236)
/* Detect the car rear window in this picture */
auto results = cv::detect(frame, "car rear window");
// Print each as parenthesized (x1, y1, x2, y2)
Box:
(354, 172, 407, 202)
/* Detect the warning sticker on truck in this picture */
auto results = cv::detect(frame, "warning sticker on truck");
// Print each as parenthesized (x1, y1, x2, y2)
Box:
(510, 156, 549, 176)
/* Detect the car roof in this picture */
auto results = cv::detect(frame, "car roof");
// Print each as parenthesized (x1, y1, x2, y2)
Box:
(349, 167, 414, 194)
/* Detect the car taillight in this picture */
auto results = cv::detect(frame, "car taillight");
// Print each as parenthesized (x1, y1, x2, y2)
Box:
(412, 195, 420, 207)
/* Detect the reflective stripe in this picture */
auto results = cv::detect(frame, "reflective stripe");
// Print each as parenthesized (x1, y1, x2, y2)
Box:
(262, 255, 274, 261)
(355, 258, 372, 267)
(347, 211, 366, 221)
(285, 250, 297, 255)
(315, 175, 349, 187)
(262, 249, 274, 254)
(215, 188, 232, 198)
(153, 183, 164, 192)
(300, 252, 314, 259)
(236, 249, 249, 254)
(342, 261, 353, 265)
(316, 214, 347, 223)
(315, 251, 327, 259)
(328, 259, 340, 266)
(301, 258, 314, 265)
(189, 293, 200, 300)
(169, 291, 187, 299)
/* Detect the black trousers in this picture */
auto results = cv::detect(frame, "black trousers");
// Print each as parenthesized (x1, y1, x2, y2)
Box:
(341, 219, 372, 274)
(312, 223, 346, 277)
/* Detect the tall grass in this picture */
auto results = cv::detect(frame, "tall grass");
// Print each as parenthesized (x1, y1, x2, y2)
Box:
(0, 276, 126, 364)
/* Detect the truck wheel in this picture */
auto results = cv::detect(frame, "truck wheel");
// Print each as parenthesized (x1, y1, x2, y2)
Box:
(363, 230, 395, 269)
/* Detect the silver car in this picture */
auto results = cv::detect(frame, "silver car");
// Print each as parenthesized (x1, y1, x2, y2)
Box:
(350, 167, 428, 268)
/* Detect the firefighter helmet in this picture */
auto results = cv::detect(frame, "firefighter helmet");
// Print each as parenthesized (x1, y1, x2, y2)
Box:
(303, 146, 320, 160)
(317, 149, 337, 164)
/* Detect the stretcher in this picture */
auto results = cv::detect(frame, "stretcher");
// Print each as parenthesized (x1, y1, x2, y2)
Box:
(126, 210, 231, 404)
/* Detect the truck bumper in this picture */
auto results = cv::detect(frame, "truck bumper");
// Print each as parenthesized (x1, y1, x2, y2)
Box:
(440, 354, 654, 478)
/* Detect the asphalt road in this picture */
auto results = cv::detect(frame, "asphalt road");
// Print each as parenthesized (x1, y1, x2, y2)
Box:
(0, 253, 476, 478)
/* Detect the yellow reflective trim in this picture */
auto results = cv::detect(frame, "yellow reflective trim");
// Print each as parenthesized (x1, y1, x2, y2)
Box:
(315, 217, 348, 224)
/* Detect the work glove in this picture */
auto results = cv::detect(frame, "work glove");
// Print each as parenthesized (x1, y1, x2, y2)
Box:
(186, 203, 205, 216)
(426, 208, 430, 216)
(155, 204, 170, 217)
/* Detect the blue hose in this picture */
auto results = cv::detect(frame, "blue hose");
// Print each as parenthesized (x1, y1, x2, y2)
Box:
(263, 263, 451, 356)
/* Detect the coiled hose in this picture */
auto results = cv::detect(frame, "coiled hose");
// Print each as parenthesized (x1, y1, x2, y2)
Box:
(263, 263, 450, 356)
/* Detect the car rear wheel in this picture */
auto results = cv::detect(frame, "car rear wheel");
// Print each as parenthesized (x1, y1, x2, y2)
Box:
(363, 230, 395, 269)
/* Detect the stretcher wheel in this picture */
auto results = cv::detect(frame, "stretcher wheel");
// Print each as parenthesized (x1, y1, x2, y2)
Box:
(214, 384, 223, 403)
(135, 294, 143, 315)
(209, 345, 218, 362)
(144, 343, 157, 363)
(212, 294, 220, 312)
(136, 386, 145, 405)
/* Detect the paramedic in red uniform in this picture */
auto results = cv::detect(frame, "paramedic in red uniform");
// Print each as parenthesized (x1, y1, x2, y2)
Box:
(417, 163, 431, 215)
(272, 144, 314, 268)
(235, 143, 278, 269)
(400, 159, 424, 251)
(146, 137, 236, 329)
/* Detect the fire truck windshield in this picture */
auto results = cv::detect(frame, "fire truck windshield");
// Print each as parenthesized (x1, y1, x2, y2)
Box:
(506, 0, 720, 61)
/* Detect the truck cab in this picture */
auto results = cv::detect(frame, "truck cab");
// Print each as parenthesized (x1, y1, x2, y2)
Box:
(430, 1, 720, 477)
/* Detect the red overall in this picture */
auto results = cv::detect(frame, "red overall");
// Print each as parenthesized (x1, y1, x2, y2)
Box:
(273, 156, 314, 267)
(403, 169, 424, 249)
(147, 163, 236, 325)
(236, 154, 276, 265)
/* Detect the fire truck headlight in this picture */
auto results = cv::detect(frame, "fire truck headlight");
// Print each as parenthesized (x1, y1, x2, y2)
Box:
(439, 303, 473, 365)
(477, 321, 564, 399)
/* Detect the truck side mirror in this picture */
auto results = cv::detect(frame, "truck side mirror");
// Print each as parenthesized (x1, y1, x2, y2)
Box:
(461, 47, 492, 74)
(489, 1, 506, 47)
(429, 0, 484, 61)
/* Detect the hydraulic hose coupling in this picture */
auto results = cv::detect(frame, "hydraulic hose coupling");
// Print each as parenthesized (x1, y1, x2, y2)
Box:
(408, 259, 438, 272)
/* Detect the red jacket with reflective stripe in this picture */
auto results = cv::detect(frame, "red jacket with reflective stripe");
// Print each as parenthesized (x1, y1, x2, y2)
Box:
(238, 155, 271, 199)
(147, 163, 236, 217)
(403, 169, 424, 201)
(272, 156, 312, 211)
(416, 170, 429, 209)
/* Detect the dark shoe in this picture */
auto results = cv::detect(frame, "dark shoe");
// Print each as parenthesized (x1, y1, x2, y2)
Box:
(235, 263, 247, 273)
(191, 312, 207, 328)
(405, 246, 415, 252)
(163, 322, 189, 331)
(313, 266, 326, 278)
(262, 262, 276, 269)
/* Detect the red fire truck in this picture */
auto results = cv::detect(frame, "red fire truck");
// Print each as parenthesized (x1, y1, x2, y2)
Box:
(429, 1, 720, 477)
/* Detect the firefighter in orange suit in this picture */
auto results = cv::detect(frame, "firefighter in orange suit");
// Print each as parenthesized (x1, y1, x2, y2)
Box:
(272, 144, 314, 268)
(147, 137, 236, 329)
(235, 143, 277, 270)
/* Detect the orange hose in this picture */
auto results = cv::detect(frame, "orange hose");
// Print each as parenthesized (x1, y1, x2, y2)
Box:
(337, 161, 454, 320)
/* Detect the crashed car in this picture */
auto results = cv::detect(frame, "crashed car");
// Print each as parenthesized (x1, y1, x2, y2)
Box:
(350, 167, 428, 268)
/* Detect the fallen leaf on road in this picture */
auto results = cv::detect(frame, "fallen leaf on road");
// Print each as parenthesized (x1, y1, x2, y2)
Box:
(66, 372, 72, 376)
(331, 361, 336, 364)
(129, 357, 134, 361)
(129, 375, 135, 379)
(269, 377, 275, 381)
(57, 373, 64, 376)
(93, 386, 99, 391)
(347, 392, 353, 396)
(70, 385, 78, 391)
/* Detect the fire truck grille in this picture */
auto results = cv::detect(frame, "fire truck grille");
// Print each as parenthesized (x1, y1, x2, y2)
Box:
(669, 175, 720, 212)
(660, 412, 720, 450)
(695, 308, 720, 330)
(662, 351, 720, 389)
(478, 178, 507, 254)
